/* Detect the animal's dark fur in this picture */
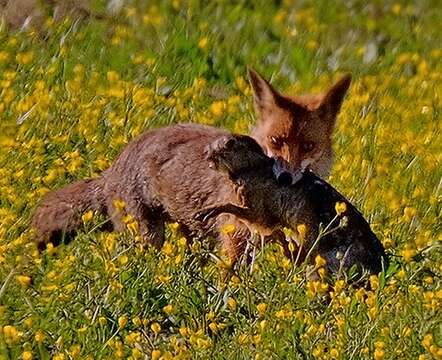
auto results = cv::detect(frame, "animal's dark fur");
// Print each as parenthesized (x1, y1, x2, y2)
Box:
(196, 135, 388, 275)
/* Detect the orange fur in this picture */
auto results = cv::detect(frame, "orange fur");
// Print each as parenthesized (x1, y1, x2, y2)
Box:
(249, 68, 351, 178)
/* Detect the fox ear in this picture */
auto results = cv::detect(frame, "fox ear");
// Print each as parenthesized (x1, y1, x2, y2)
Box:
(248, 68, 281, 119)
(318, 74, 352, 127)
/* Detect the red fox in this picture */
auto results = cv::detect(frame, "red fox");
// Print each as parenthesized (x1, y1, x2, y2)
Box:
(32, 124, 275, 261)
(32, 71, 352, 262)
(195, 134, 388, 276)
(32, 124, 387, 276)
(249, 69, 351, 181)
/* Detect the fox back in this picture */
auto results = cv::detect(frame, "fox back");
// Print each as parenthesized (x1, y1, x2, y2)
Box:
(248, 69, 351, 179)
(33, 124, 251, 257)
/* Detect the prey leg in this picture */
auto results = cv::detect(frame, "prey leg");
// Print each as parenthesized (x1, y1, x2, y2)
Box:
(194, 204, 253, 223)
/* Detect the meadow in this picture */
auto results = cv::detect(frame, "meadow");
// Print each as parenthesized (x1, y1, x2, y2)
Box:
(0, 0, 441, 359)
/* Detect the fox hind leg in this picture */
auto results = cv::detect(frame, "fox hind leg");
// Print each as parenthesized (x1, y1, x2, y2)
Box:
(106, 197, 165, 249)
(138, 214, 165, 249)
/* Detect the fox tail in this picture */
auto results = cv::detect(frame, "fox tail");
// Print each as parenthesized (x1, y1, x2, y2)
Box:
(31, 178, 107, 250)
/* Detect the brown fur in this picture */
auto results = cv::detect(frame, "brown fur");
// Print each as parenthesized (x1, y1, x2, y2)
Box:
(195, 135, 388, 276)
(32, 124, 280, 261)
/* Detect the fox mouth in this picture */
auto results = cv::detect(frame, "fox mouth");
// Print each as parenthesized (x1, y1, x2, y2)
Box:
(272, 160, 304, 186)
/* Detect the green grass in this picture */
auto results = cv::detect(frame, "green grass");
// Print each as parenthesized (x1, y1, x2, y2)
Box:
(0, 0, 441, 359)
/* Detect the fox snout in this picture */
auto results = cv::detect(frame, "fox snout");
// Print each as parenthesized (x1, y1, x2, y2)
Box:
(272, 156, 308, 186)
(272, 160, 292, 186)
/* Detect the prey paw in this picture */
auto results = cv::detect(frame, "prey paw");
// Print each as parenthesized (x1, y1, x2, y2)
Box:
(194, 207, 220, 223)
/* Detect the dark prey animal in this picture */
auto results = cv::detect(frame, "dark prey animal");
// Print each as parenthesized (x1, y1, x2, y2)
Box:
(195, 134, 388, 276)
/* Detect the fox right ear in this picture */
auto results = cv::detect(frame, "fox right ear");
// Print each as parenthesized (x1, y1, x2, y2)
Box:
(318, 73, 352, 126)
(248, 68, 281, 119)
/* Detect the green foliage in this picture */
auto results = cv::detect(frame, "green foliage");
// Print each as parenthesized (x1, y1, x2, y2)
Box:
(0, 0, 441, 359)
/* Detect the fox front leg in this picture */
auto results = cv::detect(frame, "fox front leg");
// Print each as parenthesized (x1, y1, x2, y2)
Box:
(194, 204, 254, 224)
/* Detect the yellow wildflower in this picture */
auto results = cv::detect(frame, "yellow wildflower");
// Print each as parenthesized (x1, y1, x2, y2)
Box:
(335, 202, 347, 216)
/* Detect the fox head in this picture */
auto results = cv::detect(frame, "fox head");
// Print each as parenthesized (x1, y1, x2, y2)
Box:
(249, 68, 351, 181)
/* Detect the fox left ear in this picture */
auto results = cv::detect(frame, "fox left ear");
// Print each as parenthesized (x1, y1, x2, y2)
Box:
(247, 68, 282, 119)
(318, 74, 352, 127)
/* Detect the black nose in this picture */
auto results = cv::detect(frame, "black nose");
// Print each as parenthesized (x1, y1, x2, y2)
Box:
(277, 171, 292, 186)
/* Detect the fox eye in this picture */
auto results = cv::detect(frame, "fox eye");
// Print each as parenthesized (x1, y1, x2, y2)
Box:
(269, 136, 284, 149)
(301, 141, 315, 153)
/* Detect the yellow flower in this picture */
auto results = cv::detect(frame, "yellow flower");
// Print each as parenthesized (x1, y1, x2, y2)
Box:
(402, 327, 412, 337)
(259, 320, 267, 331)
(113, 199, 126, 212)
(403, 206, 417, 222)
(369, 275, 379, 290)
(132, 316, 141, 327)
(206, 311, 215, 321)
(208, 321, 218, 333)
(283, 227, 295, 238)
(330, 348, 339, 358)
(335, 202, 347, 216)
(178, 237, 187, 248)
(98, 317, 107, 326)
(221, 223, 236, 235)
(16, 275, 31, 287)
(107, 71, 120, 82)
(46, 242, 56, 255)
(16, 51, 34, 65)
(314, 255, 326, 268)
(77, 326, 88, 334)
(81, 210, 93, 223)
(151, 322, 161, 334)
(227, 297, 237, 310)
(179, 327, 190, 337)
(118, 255, 128, 265)
(131, 348, 142, 359)
(296, 224, 307, 242)
(317, 267, 326, 279)
(35, 330, 45, 343)
(401, 246, 416, 262)
(422, 333, 433, 349)
(374, 348, 385, 360)
(163, 304, 174, 314)
(162, 241, 175, 256)
(22, 351, 33, 360)
(126, 220, 139, 235)
(118, 315, 128, 328)
(196, 337, 211, 349)
(391, 3, 402, 15)
(198, 37, 208, 49)
(237, 334, 249, 345)
(256, 303, 267, 315)
(209, 100, 226, 117)
(151, 350, 161, 360)
(3, 325, 23, 343)
(288, 240, 296, 253)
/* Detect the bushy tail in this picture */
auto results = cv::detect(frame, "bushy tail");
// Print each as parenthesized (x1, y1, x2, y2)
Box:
(31, 178, 107, 250)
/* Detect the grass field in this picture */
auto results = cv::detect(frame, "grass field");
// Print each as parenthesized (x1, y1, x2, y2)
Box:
(0, 0, 441, 359)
